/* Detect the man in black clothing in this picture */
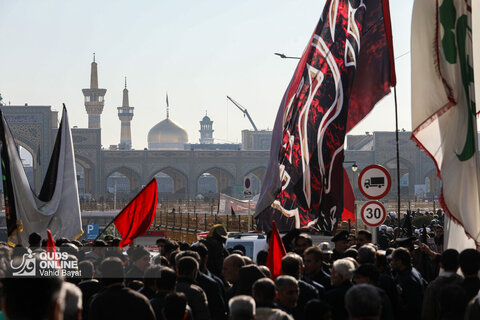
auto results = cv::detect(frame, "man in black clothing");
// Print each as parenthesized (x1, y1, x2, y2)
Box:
(324, 258, 355, 320)
(345, 284, 382, 320)
(192, 242, 227, 300)
(330, 231, 349, 263)
(125, 246, 151, 285)
(459, 248, 480, 301)
(274, 276, 300, 319)
(150, 266, 177, 320)
(391, 247, 426, 320)
(138, 265, 162, 300)
(281, 253, 320, 320)
(176, 256, 210, 320)
(204, 224, 229, 279)
(303, 246, 331, 290)
(88, 257, 155, 320)
(353, 264, 395, 320)
(252, 278, 293, 320)
(422, 249, 463, 320)
(176, 250, 227, 320)
(223, 253, 246, 301)
(3, 264, 63, 320)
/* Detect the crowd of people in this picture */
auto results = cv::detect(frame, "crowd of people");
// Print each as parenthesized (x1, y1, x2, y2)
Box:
(0, 218, 478, 320)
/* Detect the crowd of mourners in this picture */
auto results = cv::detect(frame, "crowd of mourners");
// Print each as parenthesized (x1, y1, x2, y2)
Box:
(0, 211, 479, 320)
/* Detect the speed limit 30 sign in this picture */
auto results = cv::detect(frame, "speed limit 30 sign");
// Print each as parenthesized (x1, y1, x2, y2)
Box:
(360, 201, 387, 227)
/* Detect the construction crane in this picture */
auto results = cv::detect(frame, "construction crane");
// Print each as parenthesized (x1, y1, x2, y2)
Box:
(226, 96, 258, 131)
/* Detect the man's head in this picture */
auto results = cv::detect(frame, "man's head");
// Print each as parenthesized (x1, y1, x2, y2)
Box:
(28, 232, 42, 248)
(92, 240, 108, 257)
(99, 257, 125, 286)
(62, 281, 83, 320)
(163, 293, 188, 320)
(164, 240, 179, 260)
(143, 265, 162, 290)
(331, 231, 349, 254)
(177, 256, 199, 281)
(252, 278, 276, 304)
(2, 268, 64, 320)
(440, 249, 459, 272)
(294, 233, 312, 256)
(391, 247, 411, 272)
(275, 275, 299, 309)
(303, 246, 323, 277)
(459, 248, 480, 277)
(356, 230, 372, 247)
(175, 250, 201, 266)
(357, 244, 377, 265)
(353, 263, 380, 285)
(156, 237, 167, 255)
(331, 258, 355, 287)
(222, 253, 245, 283)
(78, 260, 95, 280)
(191, 242, 209, 271)
(346, 284, 381, 320)
(228, 295, 256, 320)
(131, 246, 151, 272)
(155, 266, 177, 292)
(281, 253, 303, 279)
(435, 226, 444, 238)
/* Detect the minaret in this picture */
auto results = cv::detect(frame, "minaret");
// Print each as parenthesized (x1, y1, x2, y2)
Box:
(117, 77, 134, 150)
(82, 53, 107, 129)
(199, 111, 214, 144)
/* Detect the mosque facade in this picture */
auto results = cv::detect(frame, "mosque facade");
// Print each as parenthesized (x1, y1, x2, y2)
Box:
(0, 58, 270, 200)
(0, 58, 441, 202)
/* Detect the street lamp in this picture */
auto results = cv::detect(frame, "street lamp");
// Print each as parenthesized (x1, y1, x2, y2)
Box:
(274, 53, 301, 60)
(344, 161, 358, 172)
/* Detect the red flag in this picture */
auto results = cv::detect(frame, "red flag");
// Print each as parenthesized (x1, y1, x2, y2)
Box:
(266, 221, 286, 280)
(114, 178, 158, 247)
(255, 0, 395, 233)
(46, 229, 61, 268)
(342, 169, 355, 222)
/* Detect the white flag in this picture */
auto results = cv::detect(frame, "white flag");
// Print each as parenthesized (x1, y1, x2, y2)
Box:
(1, 106, 83, 245)
(411, 0, 479, 250)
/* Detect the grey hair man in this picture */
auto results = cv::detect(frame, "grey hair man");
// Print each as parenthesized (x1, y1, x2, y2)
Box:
(274, 275, 300, 318)
(62, 282, 83, 320)
(229, 295, 256, 320)
(357, 244, 377, 265)
(345, 284, 382, 320)
(325, 258, 355, 320)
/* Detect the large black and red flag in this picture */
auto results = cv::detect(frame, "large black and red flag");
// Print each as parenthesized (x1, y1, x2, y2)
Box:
(255, 0, 396, 233)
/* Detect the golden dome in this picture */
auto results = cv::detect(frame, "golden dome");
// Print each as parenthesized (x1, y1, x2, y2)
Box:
(148, 117, 188, 150)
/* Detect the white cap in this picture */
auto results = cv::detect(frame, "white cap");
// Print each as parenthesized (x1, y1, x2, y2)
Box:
(379, 225, 387, 231)
(386, 227, 393, 232)
(319, 242, 333, 253)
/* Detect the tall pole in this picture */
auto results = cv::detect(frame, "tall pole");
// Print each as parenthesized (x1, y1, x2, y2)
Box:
(113, 181, 117, 211)
(394, 86, 401, 234)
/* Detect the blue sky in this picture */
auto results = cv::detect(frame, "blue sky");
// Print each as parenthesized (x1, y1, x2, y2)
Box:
(0, 0, 414, 149)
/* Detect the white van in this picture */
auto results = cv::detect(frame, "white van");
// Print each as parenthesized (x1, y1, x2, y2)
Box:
(225, 233, 267, 263)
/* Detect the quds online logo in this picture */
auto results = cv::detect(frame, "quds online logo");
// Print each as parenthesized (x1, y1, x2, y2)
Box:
(10, 248, 36, 276)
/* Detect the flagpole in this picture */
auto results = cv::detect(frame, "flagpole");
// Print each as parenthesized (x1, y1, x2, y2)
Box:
(394, 86, 401, 235)
(94, 177, 157, 242)
(94, 219, 115, 242)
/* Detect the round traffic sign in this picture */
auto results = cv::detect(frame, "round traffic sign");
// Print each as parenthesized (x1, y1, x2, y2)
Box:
(360, 201, 387, 227)
(358, 165, 391, 199)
